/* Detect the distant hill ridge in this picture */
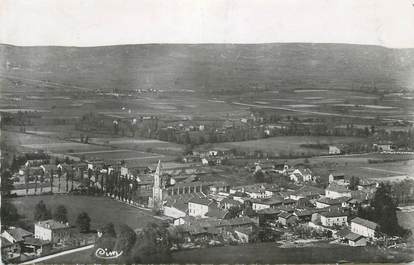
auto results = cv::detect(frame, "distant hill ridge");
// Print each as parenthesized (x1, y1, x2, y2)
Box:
(1, 43, 413, 92)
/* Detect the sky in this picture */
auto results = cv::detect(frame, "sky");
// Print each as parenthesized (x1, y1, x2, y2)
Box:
(0, 0, 413, 48)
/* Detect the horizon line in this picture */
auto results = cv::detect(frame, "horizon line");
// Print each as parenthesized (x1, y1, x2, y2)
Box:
(1, 41, 413, 50)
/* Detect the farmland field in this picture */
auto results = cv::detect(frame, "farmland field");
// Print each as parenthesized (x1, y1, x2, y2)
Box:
(8, 195, 160, 230)
(203, 136, 366, 156)
(290, 154, 414, 182)
(67, 149, 164, 162)
(1, 130, 111, 153)
(88, 137, 184, 154)
(1, 130, 175, 166)
(21, 142, 110, 153)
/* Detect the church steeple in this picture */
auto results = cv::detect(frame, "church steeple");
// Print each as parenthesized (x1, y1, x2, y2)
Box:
(155, 160, 162, 180)
(152, 160, 163, 209)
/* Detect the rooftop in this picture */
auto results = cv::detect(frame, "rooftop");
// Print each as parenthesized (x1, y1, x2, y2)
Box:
(317, 196, 350, 205)
(345, 231, 365, 242)
(294, 185, 324, 196)
(24, 237, 51, 246)
(188, 197, 213, 206)
(252, 196, 284, 206)
(319, 209, 348, 218)
(257, 208, 281, 215)
(179, 216, 255, 229)
(36, 219, 70, 230)
(3, 227, 33, 242)
(351, 217, 379, 230)
(206, 206, 229, 219)
(326, 183, 350, 193)
(221, 198, 242, 205)
(330, 172, 345, 177)
(1, 237, 13, 248)
(278, 212, 294, 219)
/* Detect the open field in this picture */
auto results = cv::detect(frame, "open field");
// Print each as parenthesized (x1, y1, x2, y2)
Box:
(67, 149, 164, 162)
(202, 136, 366, 156)
(288, 154, 414, 182)
(2, 72, 414, 126)
(233, 88, 414, 123)
(1, 130, 176, 167)
(21, 142, 110, 153)
(88, 137, 184, 154)
(8, 195, 160, 230)
(170, 242, 413, 264)
(44, 241, 413, 264)
(1, 130, 69, 147)
(397, 210, 414, 234)
(1, 130, 111, 153)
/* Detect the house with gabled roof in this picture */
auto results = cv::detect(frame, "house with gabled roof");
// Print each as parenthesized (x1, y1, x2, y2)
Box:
(220, 197, 243, 210)
(163, 198, 188, 219)
(1, 236, 20, 262)
(346, 232, 367, 246)
(34, 220, 71, 244)
(337, 227, 368, 247)
(316, 196, 351, 209)
(188, 197, 213, 217)
(290, 185, 324, 201)
(289, 168, 313, 183)
(325, 183, 351, 199)
(350, 217, 379, 238)
(1, 227, 33, 244)
(278, 212, 297, 226)
(251, 196, 284, 211)
(257, 208, 281, 225)
(319, 209, 348, 227)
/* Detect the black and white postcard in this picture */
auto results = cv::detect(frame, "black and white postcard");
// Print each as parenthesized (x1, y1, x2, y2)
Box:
(1, 0, 414, 264)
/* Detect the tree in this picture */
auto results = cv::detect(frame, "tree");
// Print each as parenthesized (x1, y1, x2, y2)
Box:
(34, 200, 52, 221)
(349, 176, 360, 191)
(87, 168, 92, 190)
(368, 183, 408, 237)
(114, 224, 137, 261)
(10, 155, 19, 172)
(40, 169, 44, 193)
(1, 200, 20, 225)
(25, 167, 30, 195)
(167, 225, 185, 250)
(253, 170, 265, 183)
(53, 205, 68, 223)
(131, 222, 172, 263)
(50, 169, 54, 193)
(94, 224, 117, 264)
(226, 206, 241, 219)
(93, 223, 138, 264)
(101, 222, 117, 238)
(57, 167, 62, 192)
(65, 168, 70, 192)
(34, 174, 38, 194)
(0, 170, 14, 196)
(76, 212, 91, 233)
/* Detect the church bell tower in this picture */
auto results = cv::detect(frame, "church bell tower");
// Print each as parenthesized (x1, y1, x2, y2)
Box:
(152, 160, 163, 209)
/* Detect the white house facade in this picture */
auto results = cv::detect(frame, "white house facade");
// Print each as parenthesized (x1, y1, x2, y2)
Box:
(351, 217, 378, 238)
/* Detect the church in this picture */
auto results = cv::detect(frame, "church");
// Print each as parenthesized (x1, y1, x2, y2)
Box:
(148, 160, 219, 212)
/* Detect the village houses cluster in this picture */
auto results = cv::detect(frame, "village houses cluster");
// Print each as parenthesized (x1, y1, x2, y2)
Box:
(1, 147, 390, 262)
